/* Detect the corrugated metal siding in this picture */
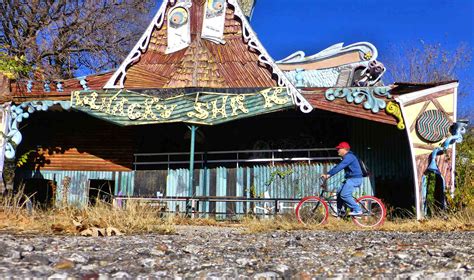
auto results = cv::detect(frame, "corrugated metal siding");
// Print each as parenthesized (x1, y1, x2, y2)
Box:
(163, 163, 374, 216)
(16, 170, 134, 206)
(349, 118, 412, 182)
(348, 117, 415, 209)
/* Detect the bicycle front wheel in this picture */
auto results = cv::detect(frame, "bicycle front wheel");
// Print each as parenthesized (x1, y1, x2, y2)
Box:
(352, 196, 386, 228)
(295, 196, 329, 226)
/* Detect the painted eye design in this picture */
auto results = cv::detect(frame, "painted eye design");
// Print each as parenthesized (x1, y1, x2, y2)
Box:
(169, 7, 188, 28)
(208, 0, 225, 12)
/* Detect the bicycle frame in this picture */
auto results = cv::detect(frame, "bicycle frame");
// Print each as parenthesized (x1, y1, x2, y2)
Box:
(317, 181, 373, 218)
(296, 178, 387, 227)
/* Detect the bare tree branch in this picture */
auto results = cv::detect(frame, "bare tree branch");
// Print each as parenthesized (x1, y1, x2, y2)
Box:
(0, 0, 157, 79)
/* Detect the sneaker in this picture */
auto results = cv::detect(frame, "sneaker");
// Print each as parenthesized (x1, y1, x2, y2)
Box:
(349, 211, 362, 216)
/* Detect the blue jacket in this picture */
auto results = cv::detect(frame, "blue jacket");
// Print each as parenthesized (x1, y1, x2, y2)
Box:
(328, 151, 363, 179)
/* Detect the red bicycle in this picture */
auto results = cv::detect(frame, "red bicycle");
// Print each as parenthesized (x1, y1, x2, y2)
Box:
(295, 178, 386, 228)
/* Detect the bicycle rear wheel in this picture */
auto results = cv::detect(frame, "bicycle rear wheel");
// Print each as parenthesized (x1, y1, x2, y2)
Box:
(352, 196, 386, 228)
(295, 196, 329, 225)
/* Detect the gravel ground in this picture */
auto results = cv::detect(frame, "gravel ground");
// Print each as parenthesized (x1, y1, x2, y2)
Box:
(0, 226, 472, 279)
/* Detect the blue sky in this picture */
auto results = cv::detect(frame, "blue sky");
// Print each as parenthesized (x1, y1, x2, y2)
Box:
(249, 0, 473, 117)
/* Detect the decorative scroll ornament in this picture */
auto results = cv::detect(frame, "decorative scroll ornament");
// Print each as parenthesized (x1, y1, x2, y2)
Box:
(165, 1, 192, 54)
(385, 101, 405, 130)
(201, 0, 227, 44)
(3, 101, 71, 159)
(325, 87, 392, 113)
(416, 110, 451, 143)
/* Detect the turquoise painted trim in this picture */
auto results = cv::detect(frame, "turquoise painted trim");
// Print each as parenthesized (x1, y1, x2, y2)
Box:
(325, 87, 392, 113)
(5, 101, 71, 159)
(188, 125, 197, 197)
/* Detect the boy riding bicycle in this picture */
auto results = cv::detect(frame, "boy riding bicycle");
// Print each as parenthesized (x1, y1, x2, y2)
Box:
(321, 142, 363, 216)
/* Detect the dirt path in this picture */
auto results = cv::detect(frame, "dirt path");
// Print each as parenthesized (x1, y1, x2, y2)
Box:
(0, 226, 472, 279)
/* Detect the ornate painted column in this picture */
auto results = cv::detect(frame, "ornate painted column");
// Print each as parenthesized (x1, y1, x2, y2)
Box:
(395, 82, 460, 219)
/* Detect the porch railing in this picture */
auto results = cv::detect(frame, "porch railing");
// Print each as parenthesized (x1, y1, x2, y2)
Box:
(134, 148, 339, 169)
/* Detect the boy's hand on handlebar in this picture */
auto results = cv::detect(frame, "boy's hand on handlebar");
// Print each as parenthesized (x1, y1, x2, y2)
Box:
(320, 174, 330, 180)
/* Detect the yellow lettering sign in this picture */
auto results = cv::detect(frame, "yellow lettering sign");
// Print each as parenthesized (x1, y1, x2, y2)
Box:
(211, 96, 228, 118)
(142, 98, 159, 120)
(111, 97, 128, 116)
(73, 91, 83, 106)
(260, 88, 289, 108)
(230, 95, 248, 116)
(127, 103, 142, 120)
(187, 102, 209, 119)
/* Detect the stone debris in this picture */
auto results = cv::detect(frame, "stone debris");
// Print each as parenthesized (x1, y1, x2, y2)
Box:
(0, 226, 471, 278)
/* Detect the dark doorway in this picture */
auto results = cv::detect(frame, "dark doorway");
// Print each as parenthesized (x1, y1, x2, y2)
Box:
(88, 180, 115, 205)
(22, 179, 55, 208)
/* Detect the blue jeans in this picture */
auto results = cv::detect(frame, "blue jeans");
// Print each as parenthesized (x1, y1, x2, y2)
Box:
(337, 177, 363, 213)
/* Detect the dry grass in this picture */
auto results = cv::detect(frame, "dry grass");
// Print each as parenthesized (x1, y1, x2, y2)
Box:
(0, 193, 175, 235)
(1, 189, 472, 235)
(240, 216, 371, 233)
(382, 208, 474, 232)
(239, 209, 474, 233)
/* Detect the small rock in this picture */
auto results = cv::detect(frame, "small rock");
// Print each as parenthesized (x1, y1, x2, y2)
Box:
(23, 254, 50, 265)
(183, 245, 200, 254)
(275, 264, 290, 273)
(80, 264, 98, 271)
(236, 258, 252, 266)
(352, 251, 365, 258)
(112, 271, 131, 279)
(140, 258, 156, 268)
(10, 250, 22, 260)
(47, 272, 69, 280)
(285, 240, 303, 248)
(253, 271, 281, 279)
(396, 253, 410, 260)
(67, 253, 88, 264)
(443, 251, 456, 258)
(54, 259, 75, 270)
(80, 272, 100, 280)
(21, 245, 35, 252)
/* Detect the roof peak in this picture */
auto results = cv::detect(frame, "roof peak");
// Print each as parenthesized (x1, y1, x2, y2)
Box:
(104, 0, 312, 112)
